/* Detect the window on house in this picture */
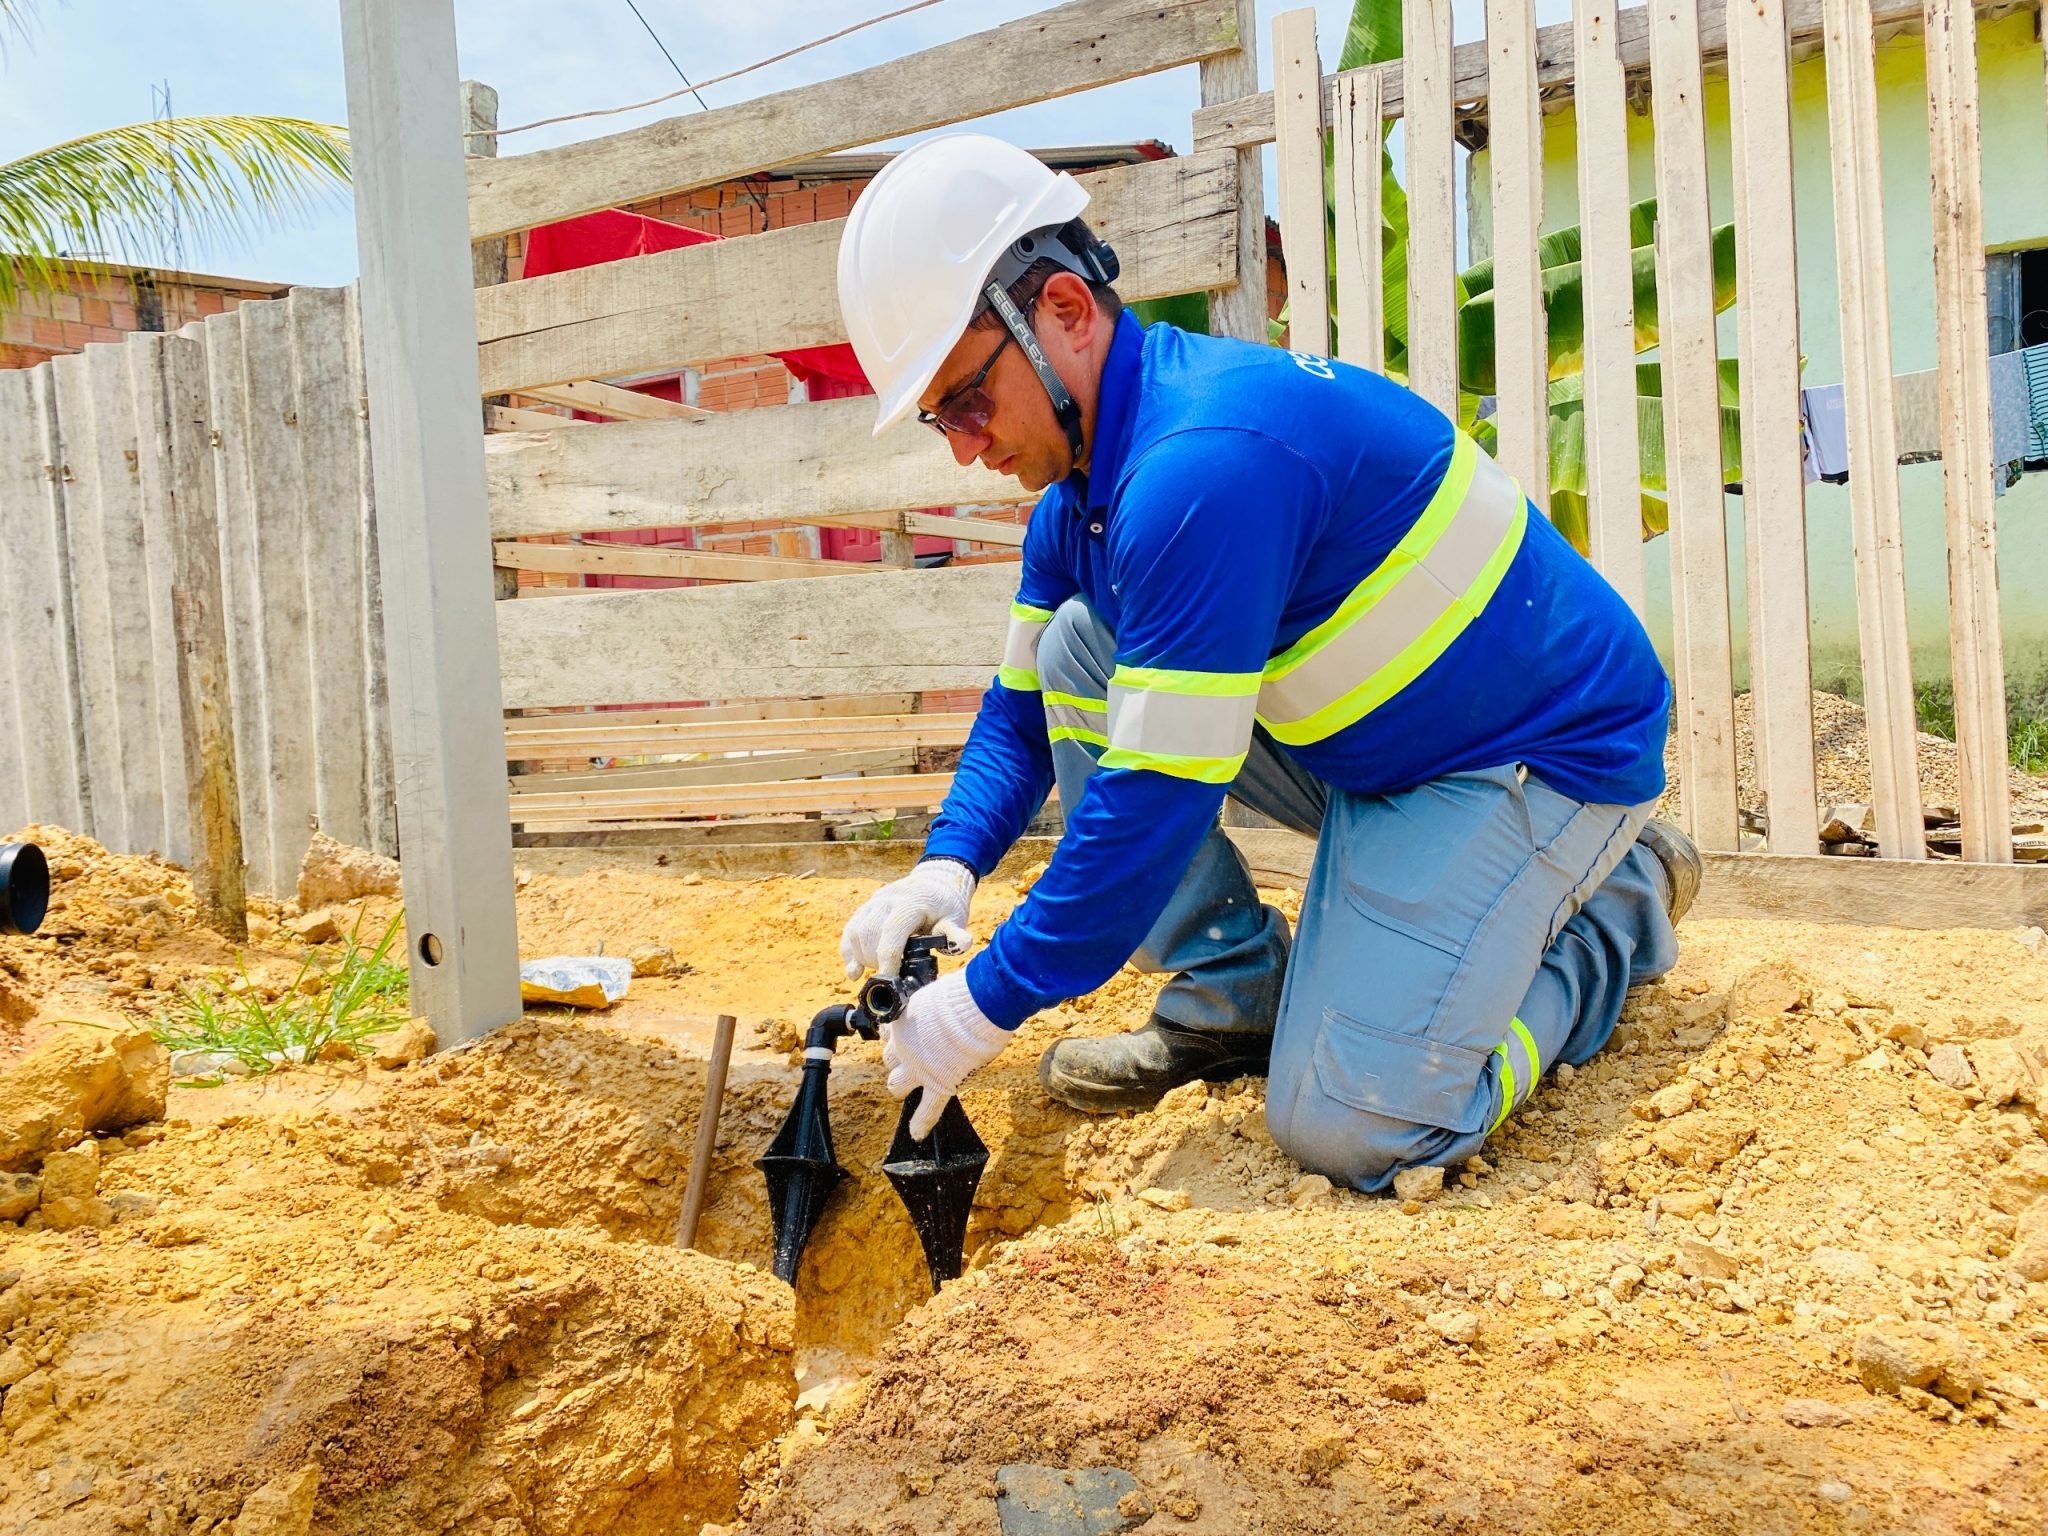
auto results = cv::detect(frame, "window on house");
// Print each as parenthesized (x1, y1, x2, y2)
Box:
(1988, 247, 2048, 469)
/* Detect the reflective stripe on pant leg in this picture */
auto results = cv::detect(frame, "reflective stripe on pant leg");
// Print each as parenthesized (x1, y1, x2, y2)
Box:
(998, 600, 1053, 692)
(1488, 1016, 1542, 1132)
(1043, 690, 1107, 749)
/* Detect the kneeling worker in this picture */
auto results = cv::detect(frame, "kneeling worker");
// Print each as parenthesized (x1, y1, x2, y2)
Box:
(833, 134, 1695, 1192)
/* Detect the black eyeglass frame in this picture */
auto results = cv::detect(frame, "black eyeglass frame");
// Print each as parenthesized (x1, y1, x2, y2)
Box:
(915, 327, 1016, 438)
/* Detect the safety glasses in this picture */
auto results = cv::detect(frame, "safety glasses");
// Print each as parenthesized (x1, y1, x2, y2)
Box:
(917, 329, 1013, 438)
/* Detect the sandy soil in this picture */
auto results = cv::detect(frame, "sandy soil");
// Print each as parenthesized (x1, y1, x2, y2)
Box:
(2, 828, 2046, 1534)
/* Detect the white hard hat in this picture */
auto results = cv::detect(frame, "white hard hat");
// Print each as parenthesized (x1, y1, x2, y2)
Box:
(837, 133, 1092, 437)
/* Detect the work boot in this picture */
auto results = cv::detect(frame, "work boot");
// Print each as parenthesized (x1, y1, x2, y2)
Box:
(1038, 1016, 1272, 1113)
(1637, 819, 1702, 924)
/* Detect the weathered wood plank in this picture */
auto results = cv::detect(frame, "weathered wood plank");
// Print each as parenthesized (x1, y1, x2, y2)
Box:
(485, 395, 1028, 539)
(1187, 0, 1998, 149)
(509, 747, 915, 795)
(1272, 8, 1330, 356)
(492, 540, 865, 584)
(1575, 0, 1648, 616)
(486, 404, 585, 432)
(1922, 0, 2011, 862)
(510, 772, 957, 823)
(1403, 0, 1459, 413)
(1487, 0, 1548, 510)
(475, 151, 1238, 396)
(342, 0, 522, 1042)
(504, 711, 976, 760)
(1821, 0, 1922, 857)
(123, 335, 193, 864)
(467, 0, 1241, 240)
(496, 564, 1013, 710)
(506, 693, 917, 735)
(1201, 0, 1269, 343)
(290, 286, 378, 852)
(902, 510, 1028, 547)
(1728, 0, 1818, 853)
(1649, 0, 1741, 850)
(1219, 828, 2048, 928)
(161, 332, 249, 937)
(519, 378, 706, 421)
(0, 366, 85, 831)
(342, 285, 400, 860)
(1331, 67, 1386, 373)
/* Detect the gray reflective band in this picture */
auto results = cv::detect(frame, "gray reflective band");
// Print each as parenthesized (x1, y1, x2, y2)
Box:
(1109, 685, 1260, 761)
(1044, 701, 1106, 737)
(1002, 617, 1045, 674)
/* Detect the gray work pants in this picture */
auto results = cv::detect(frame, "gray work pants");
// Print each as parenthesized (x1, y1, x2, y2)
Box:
(1037, 598, 1678, 1193)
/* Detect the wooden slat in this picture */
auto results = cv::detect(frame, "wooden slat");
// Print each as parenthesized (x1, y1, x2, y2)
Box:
(1188, 0, 2001, 150)
(1821, 0, 1922, 858)
(1403, 0, 1459, 413)
(487, 405, 584, 432)
(1648, 0, 1740, 850)
(492, 540, 865, 584)
(509, 747, 915, 795)
(510, 772, 957, 823)
(1272, 8, 1330, 356)
(160, 331, 249, 935)
(507, 693, 916, 735)
(519, 379, 706, 421)
(1202, 0, 1270, 343)
(1220, 828, 2048, 929)
(1575, 0, 1649, 615)
(504, 711, 976, 761)
(122, 335, 193, 864)
(497, 564, 1011, 710)
(1922, 0, 2011, 863)
(342, 0, 523, 1041)
(0, 366, 86, 831)
(49, 353, 128, 850)
(1487, 0, 1548, 511)
(1727, 0, 1818, 854)
(474, 151, 1238, 397)
(903, 510, 1028, 548)
(466, 0, 1241, 240)
(1331, 67, 1386, 373)
(486, 395, 1027, 540)
(290, 286, 379, 853)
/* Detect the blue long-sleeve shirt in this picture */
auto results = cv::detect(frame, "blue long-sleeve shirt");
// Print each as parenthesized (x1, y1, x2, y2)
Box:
(924, 314, 1670, 1031)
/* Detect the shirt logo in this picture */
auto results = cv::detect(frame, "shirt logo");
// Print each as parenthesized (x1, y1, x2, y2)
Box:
(1290, 351, 1336, 379)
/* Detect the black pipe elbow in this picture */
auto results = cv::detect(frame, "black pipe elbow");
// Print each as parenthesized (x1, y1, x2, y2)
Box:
(803, 1004, 854, 1053)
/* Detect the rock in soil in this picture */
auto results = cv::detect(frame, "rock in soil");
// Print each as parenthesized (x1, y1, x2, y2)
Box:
(370, 1016, 436, 1069)
(1853, 1323, 1984, 1405)
(1391, 1165, 1444, 1202)
(295, 830, 400, 910)
(0, 1017, 166, 1170)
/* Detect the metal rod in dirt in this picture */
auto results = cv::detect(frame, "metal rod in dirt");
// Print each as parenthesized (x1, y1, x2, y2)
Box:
(677, 1013, 738, 1249)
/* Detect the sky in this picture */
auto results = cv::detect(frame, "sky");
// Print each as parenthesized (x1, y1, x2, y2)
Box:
(0, 0, 1522, 289)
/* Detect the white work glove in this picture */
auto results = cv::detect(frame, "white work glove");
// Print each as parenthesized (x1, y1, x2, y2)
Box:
(840, 857, 977, 981)
(883, 970, 1012, 1139)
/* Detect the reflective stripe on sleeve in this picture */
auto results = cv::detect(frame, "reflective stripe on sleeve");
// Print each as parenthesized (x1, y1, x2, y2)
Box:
(1099, 665, 1259, 783)
(998, 600, 1054, 692)
(1257, 433, 1528, 746)
(1488, 1016, 1543, 1133)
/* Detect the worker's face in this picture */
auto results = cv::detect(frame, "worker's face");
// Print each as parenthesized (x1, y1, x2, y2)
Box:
(917, 272, 1101, 494)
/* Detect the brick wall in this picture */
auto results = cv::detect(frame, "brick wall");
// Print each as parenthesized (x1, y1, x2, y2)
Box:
(0, 267, 284, 370)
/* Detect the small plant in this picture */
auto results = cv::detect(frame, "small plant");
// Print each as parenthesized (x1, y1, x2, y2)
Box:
(154, 908, 410, 1077)
(1913, 680, 2048, 774)
(1090, 1190, 1124, 1243)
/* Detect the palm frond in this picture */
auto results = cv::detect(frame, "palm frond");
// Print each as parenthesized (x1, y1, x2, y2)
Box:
(0, 115, 350, 307)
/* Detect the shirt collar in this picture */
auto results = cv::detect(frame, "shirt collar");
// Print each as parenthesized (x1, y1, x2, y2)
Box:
(1078, 310, 1145, 513)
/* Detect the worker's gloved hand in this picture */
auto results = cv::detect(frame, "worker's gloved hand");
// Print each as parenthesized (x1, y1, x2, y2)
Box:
(882, 970, 1012, 1139)
(839, 856, 976, 981)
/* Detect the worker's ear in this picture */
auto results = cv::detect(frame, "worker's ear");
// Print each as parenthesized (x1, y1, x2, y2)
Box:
(1038, 271, 1099, 355)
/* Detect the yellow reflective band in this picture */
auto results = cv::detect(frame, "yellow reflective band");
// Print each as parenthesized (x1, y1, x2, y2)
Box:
(1042, 690, 1106, 714)
(1258, 449, 1526, 746)
(1099, 747, 1247, 783)
(997, 666, 1039, 692)
(1488, 1016, 1542, 1133)
(1111, 664, 1262, 697)
(1265, 433, 1481, 684)
(1049, 725, 1110, 748)
(1011, 601, 1055, 625)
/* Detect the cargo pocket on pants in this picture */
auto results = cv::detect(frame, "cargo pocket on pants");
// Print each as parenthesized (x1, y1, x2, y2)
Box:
(1310, 1007, 1494, 1136)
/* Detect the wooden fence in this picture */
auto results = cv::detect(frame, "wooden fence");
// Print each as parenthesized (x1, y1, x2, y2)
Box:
(333, 0, 2038, 1039)
(0, 287, 395, 900)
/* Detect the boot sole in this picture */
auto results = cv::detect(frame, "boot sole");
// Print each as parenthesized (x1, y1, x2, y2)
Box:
(1037, 1045, 1272, 1114)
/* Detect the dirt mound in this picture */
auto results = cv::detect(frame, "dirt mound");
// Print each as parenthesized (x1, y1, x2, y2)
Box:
(749, 919, 2048, 1533)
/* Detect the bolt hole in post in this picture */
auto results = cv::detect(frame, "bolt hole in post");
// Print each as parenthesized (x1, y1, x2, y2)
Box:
(417, 932, 444, 966)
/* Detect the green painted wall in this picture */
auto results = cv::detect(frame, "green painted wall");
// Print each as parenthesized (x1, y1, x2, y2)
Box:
(1471, 11, 2048, 697)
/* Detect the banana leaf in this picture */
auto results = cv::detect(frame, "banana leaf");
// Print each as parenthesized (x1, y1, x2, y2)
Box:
(1461, 198, 1659, 299)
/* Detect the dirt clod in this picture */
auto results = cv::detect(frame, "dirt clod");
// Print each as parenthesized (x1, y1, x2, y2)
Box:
(295, 830, 400, 910)
(0, 1017, 166, 1169)
(1854, 1323, 1984, 1405)
(1390, 1165, 1444, 1202)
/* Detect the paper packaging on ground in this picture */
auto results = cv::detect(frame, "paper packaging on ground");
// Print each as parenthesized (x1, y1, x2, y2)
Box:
(519, 955, 633, 1009)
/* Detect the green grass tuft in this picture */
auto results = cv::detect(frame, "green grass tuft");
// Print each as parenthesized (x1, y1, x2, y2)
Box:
(1914, 681, 2048, 775)
(154, 908, 409, 1078)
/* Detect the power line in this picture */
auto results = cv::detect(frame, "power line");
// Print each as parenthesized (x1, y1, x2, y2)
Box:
(618, 0, 769, 221)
